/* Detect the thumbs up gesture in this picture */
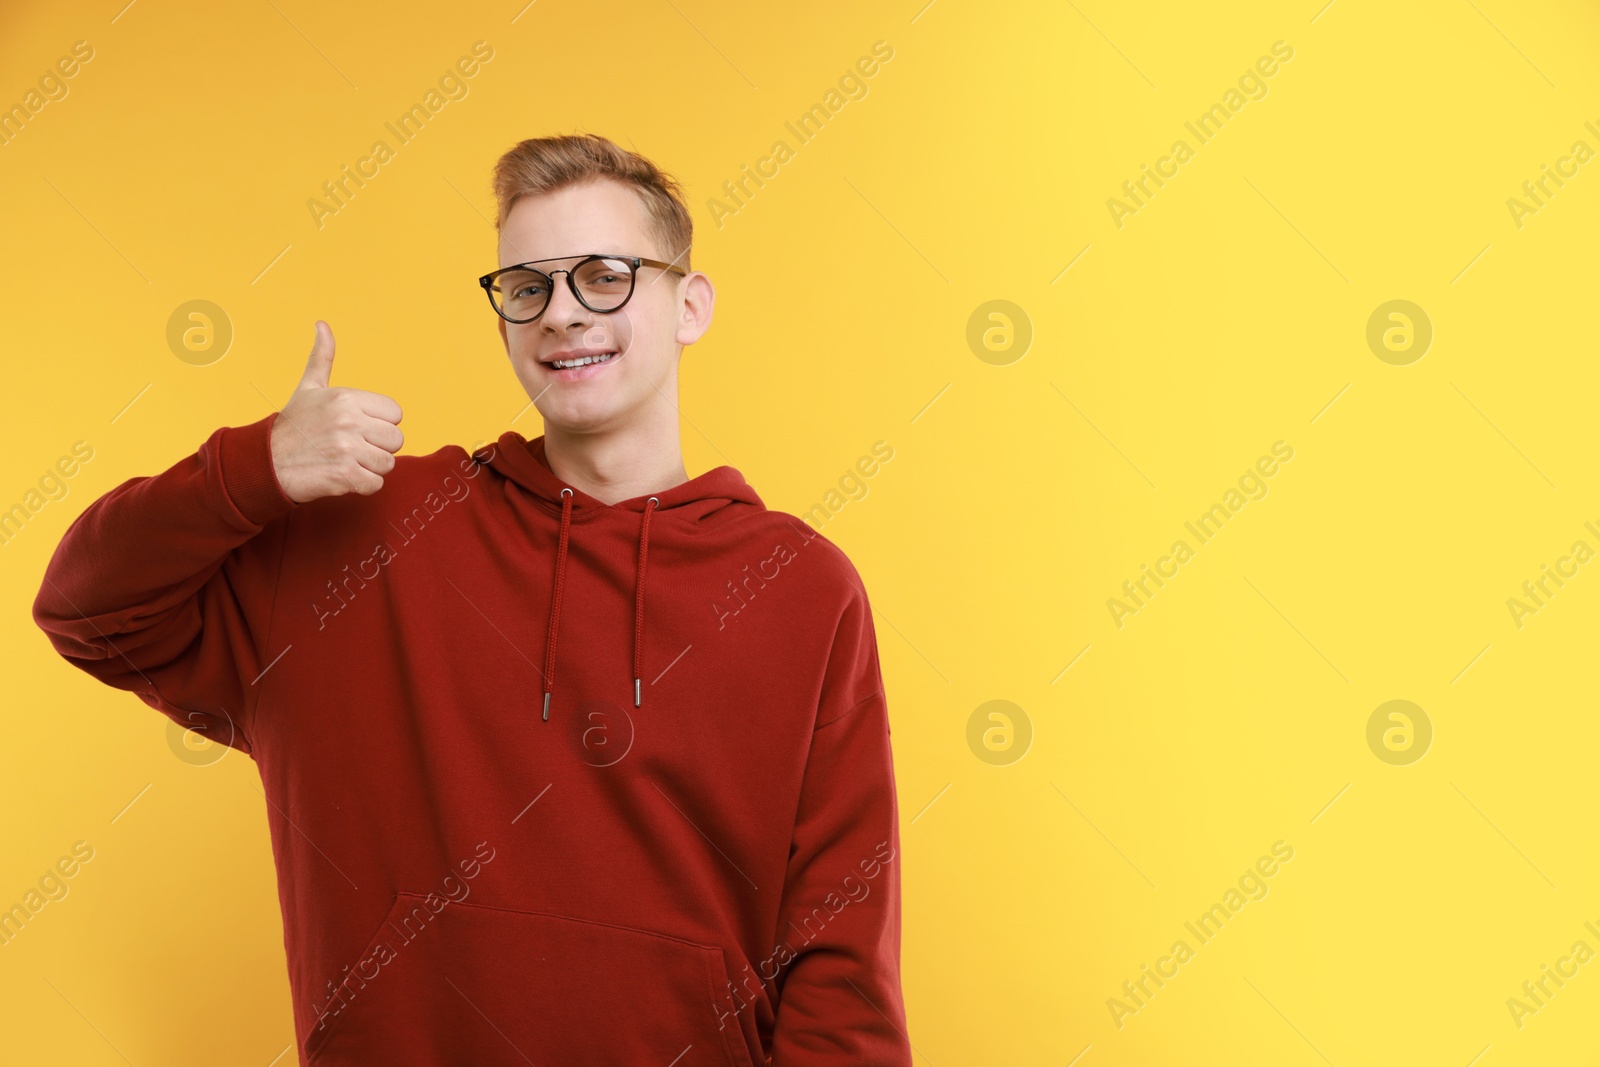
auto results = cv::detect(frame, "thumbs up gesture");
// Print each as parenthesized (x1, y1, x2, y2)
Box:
(269, 321, 405, 503)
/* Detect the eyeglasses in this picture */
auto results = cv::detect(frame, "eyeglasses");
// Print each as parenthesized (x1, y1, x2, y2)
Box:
(478, 254, 687, 324)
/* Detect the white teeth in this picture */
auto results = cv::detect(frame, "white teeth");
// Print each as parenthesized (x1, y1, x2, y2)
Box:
(550, 352, 617, 370)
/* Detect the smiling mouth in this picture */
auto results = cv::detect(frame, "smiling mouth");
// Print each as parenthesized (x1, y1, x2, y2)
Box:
(545, 350, 619, 370)
(544, 350, 624, 371)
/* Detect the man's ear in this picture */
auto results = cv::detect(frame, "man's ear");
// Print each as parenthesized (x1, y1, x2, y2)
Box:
(674, 271, 715, 347)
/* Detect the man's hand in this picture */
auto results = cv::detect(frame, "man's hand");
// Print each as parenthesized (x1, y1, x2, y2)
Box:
(269, 321, 404, 504)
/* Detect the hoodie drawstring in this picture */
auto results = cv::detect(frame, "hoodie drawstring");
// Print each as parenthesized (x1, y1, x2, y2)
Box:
(540, 489, 660, 722)
(541, 488, 574, 721)
(633, 497, 658, 708)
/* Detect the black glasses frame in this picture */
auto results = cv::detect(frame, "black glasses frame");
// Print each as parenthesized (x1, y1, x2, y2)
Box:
(477, 254, 688, 324)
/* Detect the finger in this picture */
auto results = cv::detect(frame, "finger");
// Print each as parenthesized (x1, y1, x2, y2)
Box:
(299, 321, 336, 389)
(343, 464, 387, 496)
(342, 388, 403, 425)
(360, 418, 404, 454)
(352, 441, 397, 479)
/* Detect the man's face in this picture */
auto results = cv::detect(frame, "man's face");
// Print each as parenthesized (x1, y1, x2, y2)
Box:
(494, 179, 706, 433)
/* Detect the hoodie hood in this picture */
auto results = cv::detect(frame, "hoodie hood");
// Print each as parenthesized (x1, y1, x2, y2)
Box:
(480, 431, 765, 719)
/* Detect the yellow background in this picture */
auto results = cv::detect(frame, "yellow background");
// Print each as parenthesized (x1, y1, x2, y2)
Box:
(3, 0, 1599, 1062)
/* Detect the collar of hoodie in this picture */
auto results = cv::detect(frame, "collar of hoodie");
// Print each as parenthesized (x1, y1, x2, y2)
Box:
(475, 431, 764, 721)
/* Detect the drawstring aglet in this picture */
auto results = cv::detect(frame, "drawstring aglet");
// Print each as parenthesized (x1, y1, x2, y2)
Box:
(542, 691, 551, 721)
(634, 678, 642, 708)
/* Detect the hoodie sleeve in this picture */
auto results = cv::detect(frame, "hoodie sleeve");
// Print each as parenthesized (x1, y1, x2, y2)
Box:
(31, 412, 298, 755)
(768, 584, 912, 1065)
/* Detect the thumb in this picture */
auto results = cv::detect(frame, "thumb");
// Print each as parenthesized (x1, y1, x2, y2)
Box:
(299, 320, 336, 389)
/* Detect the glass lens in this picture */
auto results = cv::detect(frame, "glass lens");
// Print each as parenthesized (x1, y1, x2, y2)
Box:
(574, 257, 635, 311)
(494, 268, 551, 321)
(490, 258, 636, 321)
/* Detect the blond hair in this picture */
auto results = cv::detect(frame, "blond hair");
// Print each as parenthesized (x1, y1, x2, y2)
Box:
(491, 133, 692, 272)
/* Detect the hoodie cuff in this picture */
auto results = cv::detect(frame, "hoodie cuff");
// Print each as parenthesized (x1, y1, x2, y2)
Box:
(218, 411, 297, 525)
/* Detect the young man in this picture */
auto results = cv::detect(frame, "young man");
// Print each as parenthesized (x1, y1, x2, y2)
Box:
(33, 133, 911, 1066)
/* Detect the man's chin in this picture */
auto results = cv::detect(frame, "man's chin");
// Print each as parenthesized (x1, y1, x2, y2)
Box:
(529, 393, 634, 435)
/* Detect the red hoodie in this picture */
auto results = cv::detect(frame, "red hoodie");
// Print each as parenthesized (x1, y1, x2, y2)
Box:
(32, 411, 911, 1067)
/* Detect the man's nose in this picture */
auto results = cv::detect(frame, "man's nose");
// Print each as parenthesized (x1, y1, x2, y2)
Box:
(542, 271, 589, 324)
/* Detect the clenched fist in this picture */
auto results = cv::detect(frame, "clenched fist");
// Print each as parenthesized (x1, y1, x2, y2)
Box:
(270, 321, 404, 503)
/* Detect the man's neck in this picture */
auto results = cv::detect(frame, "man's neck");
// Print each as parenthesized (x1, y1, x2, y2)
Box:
(540, 418, 689, 506)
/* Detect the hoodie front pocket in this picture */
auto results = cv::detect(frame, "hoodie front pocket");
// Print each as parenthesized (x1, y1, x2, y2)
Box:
(305, 892, 756, 1067)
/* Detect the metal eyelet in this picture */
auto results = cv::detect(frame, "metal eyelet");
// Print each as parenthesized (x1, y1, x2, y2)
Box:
(560, 487, 573, 499)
